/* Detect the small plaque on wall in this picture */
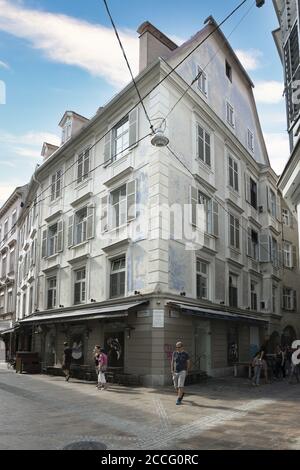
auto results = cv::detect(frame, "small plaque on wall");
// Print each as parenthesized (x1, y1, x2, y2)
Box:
(153, 310, 164, 328)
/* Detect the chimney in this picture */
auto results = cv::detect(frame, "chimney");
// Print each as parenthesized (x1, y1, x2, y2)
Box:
(41, 142, 59, 161)
(137, 22, 178, 73)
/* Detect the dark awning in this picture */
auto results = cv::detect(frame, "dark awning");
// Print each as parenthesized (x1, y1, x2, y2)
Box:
(19, 301, 147, 325)
(168, 302, 268, 325)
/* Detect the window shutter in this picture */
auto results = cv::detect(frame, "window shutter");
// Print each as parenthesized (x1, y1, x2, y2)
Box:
(190, 186, 198, 227)
(42, 230, 48, 258)
(68, 215, 74, 248)
(292, 245, 297, 268)
(57, 220, 64, 252)
(129, 108, 139, 148)
(247, 228, 252, 257)
(278, 243, 283, 269)
(101, 196, 108, 232)
(290, 212, 294, 228)
(266, 187, 270, 213)
(276, 194, 281, 221)
(127, 180, 136, 222)
(259, 232, 270, 262)
(87, 206, 95, 239)
(74, 283, 81, 304)
(104, 131, 112, 165)
(212, 201, 219, 237)
(245, 174, 250, 203)
(293, 290, 297, 311)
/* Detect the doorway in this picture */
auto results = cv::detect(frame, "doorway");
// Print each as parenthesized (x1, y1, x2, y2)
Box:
(194, 321, 211, 374)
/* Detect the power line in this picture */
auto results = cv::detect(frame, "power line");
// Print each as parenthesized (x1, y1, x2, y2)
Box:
(162, 1, 256, 124)
(102, 0, 154, 133)
(166, 144, 287, 272)
(0, 0, 251, 246)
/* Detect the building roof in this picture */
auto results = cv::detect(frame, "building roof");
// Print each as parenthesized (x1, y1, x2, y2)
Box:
(59, 110, 89, 128)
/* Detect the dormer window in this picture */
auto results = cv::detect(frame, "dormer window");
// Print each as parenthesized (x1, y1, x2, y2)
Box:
(62, 118, 72, 144)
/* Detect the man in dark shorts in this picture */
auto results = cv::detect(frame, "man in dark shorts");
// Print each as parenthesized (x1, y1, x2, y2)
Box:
(171, 341, 190, 405)
(62, 341, 72, 382)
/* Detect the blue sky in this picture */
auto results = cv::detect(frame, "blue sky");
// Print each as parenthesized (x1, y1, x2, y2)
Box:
(0, 0, 287, 204)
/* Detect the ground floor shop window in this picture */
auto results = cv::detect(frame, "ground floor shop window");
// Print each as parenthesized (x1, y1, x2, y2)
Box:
(104, 331, 124, 368)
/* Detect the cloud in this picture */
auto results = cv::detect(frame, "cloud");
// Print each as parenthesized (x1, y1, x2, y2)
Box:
(235, 49, 263, 71)
(264, 132, 290, 176)
(0, 160, 16, 168)
(254, 81, 284, 104)
(0, 60, 9, 70)
(0, 182, 21, 206)
(0, 129, 60, 161)
(0, 0, 139, 87)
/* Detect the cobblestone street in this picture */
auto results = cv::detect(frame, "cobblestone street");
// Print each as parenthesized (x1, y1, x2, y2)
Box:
(1, 364, 300, 450)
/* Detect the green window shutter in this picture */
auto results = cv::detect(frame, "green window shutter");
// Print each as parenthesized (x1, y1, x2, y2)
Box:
(57, 220, 64, 252)
(127, 180, 136, 222)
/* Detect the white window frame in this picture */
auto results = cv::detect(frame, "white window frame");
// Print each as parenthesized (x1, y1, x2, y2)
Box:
(110, 185, 127, 230)
(74, 207, 88, 245)
(197, 66, 207, 96)
(48, 223, 58, 257)
(110, 256, 126, 299)
(196, 259, 209, 300)
(283, 242, 292, 268)
(197, 124, 211, 167)
(228, 154, 239, 192)
(282, 208, 290, 226)
(46, 276, 57, 310)
(229, 214, 240, 250)
(51, 169, 62, 202)
(270, 188, 277, 218)
(226, 101, 235, 128)
(283, 287, 295, 311)
(250, 281, 258, 311)
(74, 267, 86, 305)
(247, 129, 254, 152)
(77, 148, 90, 184)
(112, 116, 129, 161)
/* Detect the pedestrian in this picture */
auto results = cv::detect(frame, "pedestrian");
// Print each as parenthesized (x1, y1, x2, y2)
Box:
(251, 351, 262, 386)
(171, 341, 190, 405)
(62, 341, 72, 382)
(97, 348, 108, 390)
(274, 345, 285, 380)
(93, 345, 101, 385)
(259, 343, 269, 384)
(289, 345, 300, 384)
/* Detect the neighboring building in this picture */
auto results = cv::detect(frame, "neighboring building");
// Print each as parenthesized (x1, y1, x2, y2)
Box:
(0, 185, 28, 360)
(273, 1, 300, 254)
(6, 18, 300, 384)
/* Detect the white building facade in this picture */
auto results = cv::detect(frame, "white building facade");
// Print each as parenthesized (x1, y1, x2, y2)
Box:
(10, 18, 300, 384)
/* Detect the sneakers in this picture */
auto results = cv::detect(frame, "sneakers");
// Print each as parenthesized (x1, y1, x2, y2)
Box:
(65, 375, 70, 382)
(176, 398, 182, 405)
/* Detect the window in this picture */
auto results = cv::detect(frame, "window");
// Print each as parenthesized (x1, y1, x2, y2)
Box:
(225, 60, 232, 81)
(1, 253, 7, 278)
(283, 242, 292, 268)
(62, 118, 72, 144)
(283, 288, 296, 311)
(42, 221, 63, 257)
(284, 22, 300, 125)
(112, 116, 129, 161)
(111, 185, 127, 229)
(47, 277, 57, 310)
(270, 189, 276, 218)
(11, 210, 17, 234)
(198, 191, 218, 236)
(229, 214, 240, 250)
(22, 292, 27, 318)
(272, 286, 277, 313)
(197, 125, 211, 166)
(29, 286, 34, 314)
(228, 155, 239, 192)
(51, 169, 62, 201)
(248, 229, 258, 260)
(282, 209, 290, 226)
(251, 282, 258, 311)
(226, 102, 234, 127)
(7, 291, 13, 313)
(75, 207, 88, 245)
(229, 274, 238, 308)
(196, 259, 209, 300)
(9, 248, 15, 273)
(270, 237, 278, 266)
(110, 257, 126, 298)
(74, 268, 86, 305)
(250, 178, 257, 209)
(0, 293, 4, 313)
(77, 148, 90, 184)
(3, 219, 8, 242)
(197, 67, 207, 95)
(247, 129, 254, 152)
